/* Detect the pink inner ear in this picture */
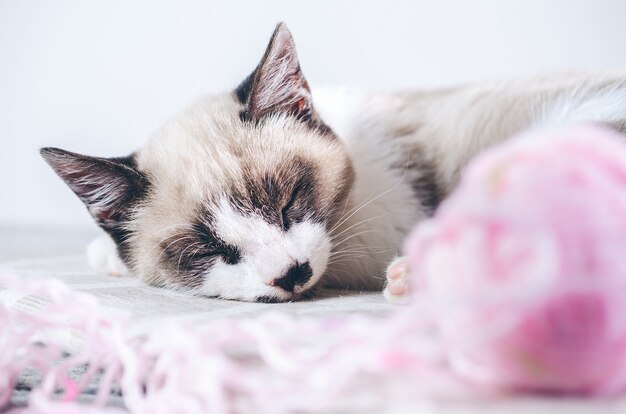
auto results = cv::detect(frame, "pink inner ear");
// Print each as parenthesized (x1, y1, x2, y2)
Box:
(296, 98, 306, 111)
(96, 209, 115, 222)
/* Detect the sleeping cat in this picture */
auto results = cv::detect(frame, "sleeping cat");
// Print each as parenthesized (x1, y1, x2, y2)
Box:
(41, 23, 626, 303)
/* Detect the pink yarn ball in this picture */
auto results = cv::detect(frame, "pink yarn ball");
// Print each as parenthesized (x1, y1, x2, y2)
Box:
(405, 125, 626, 395)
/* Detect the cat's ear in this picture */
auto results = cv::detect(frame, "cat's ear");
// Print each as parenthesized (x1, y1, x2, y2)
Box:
(240, 22, 314, 122)
(40, 147, 148, 230)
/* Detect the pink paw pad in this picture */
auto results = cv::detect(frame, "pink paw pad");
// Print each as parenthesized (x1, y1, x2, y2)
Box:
(383, 257, 411, 305)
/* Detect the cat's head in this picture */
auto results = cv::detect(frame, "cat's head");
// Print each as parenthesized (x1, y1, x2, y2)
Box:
(41, 23, 355, 302)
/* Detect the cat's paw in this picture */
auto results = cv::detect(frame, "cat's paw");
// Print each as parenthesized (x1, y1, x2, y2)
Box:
(383, 256, 411, 305)
(86, 235, 129, 276)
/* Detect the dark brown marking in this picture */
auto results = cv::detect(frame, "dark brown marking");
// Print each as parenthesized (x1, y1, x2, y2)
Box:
(230, 156, 324, 227)
(390, 149, 442, 215)
(158, 220, 241, 289)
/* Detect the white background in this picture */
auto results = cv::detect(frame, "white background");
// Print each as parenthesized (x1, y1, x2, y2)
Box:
(2, 0, 626, 229)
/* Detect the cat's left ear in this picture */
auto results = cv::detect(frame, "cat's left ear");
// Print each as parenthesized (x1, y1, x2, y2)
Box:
(239, 22, 315, 122)
(40, 147, 148, 233)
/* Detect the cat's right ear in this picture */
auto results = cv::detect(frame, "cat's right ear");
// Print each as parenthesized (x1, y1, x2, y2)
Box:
(40, 147, 149, 231)
(236, 23, 315, 123)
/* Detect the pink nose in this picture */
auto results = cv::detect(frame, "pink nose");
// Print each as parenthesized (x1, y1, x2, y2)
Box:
(268, 262, 312, 292)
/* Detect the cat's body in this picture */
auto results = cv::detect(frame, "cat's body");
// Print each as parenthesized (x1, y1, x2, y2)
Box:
(319, 76, 626, 295)
(42, 23, 626, 303)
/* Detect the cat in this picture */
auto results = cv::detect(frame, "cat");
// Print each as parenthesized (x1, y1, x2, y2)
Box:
(41, 22, 626, 303)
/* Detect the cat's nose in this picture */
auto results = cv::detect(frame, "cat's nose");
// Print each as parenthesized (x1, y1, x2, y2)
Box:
(272, 262, 313, 292)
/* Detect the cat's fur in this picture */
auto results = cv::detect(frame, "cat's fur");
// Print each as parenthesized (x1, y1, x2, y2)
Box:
(41, 23, 626, 303)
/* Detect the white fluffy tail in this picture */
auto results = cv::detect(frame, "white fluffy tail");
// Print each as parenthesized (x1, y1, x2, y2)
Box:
(540, 82, 626, 128)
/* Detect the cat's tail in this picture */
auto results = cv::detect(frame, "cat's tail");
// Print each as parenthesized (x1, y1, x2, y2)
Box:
(538, 76, 626, 133)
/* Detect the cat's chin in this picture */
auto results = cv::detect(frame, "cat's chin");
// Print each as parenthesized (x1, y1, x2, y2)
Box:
(202, 285, 318, 303)
(253, 284, 319, 303)
(254, 294, 294, 303)
(196, 285, 297, 303)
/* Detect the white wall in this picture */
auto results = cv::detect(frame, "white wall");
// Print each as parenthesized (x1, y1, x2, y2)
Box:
(2, 0, 626, 229)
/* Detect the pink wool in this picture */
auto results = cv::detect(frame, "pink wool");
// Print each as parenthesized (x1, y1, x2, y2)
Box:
(405, 125, 626, 395)
(1, 273, 435, 414)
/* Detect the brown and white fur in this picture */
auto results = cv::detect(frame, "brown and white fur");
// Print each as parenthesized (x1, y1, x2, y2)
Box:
(41, 23, 626, 303)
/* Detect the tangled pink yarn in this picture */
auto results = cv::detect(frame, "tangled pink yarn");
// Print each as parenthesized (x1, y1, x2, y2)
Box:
(405, 125, 626, 395)
(0, 272, 444, 414)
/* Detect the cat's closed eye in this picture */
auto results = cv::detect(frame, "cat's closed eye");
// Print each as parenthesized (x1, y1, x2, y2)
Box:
(196, 248, 240, 265)
(280, 185, 301, 231)
(219, 248, 241, 265)
(192, 225, 241, 265)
